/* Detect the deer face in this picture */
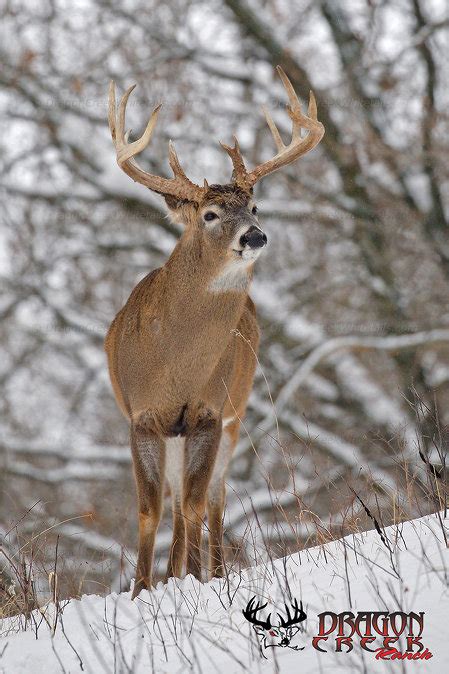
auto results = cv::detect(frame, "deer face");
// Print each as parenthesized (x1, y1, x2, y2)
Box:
(166, 183, 267, 265)
(200, 184, 267, 262)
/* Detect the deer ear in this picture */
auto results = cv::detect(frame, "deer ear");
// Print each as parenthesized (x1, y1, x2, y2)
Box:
(253, 625, 266, 636)
(290, 626, 300, 636)
(164, 195, 198, 225)
(164, 195, 184, 210)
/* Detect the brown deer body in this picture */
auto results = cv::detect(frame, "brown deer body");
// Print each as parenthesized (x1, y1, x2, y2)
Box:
(105, 67, 324, 598)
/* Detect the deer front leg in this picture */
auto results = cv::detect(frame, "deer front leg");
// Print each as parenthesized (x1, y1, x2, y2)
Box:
(130, 421, 165, 599)
(183, 409, 221, 580)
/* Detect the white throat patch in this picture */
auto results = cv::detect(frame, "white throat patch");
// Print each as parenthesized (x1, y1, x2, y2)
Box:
(208, 257, 253, 293)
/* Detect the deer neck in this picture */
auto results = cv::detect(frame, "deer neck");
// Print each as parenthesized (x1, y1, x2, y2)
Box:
(162, 231, 251, 324)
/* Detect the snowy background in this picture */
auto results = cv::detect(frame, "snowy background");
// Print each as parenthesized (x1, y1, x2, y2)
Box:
(1, 0, 448, 634)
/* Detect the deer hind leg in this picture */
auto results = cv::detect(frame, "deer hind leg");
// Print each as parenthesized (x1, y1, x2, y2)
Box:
(207, 479, 225, 578)
(183, 409, 221, 580)
(207, 418, 239, 578)
(130, 420, 165, 599)
(164, 437, 186, 581)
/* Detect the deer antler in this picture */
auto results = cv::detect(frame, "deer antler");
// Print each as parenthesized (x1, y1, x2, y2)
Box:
(277, 598, 307, 628)
(242, 596, 272, 629)
(108, 82, 205, 203)
(221, 66, 324, 190)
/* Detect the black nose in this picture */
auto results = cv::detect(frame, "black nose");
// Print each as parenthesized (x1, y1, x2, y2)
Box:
(240, 226, 267, 249)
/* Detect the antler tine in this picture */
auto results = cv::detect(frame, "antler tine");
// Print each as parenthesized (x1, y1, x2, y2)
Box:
(222, 66, 324, 191)
(108, 81, 117, 142)
(276, 65, 303, 141)
(262, 105, 285, 152)
(308, 90, 317, 120)
(108, 82, 204, 203)
(115, 84, 162, 165)
(117, 84, 137, 145)
(219, 136, 248, 187)
(168, 140, 191, 181)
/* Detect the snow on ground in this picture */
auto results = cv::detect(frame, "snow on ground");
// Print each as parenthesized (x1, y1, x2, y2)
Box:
(1, 512, 448, 673)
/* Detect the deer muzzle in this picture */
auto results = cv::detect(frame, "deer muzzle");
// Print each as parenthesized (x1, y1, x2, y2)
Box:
(239, 225, 267, 250)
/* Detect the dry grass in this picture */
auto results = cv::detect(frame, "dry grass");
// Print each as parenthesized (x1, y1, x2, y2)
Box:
(1, 387, 447, 625)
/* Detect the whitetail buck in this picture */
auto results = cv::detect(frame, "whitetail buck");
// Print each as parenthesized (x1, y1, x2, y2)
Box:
(105, 67, 324, 598)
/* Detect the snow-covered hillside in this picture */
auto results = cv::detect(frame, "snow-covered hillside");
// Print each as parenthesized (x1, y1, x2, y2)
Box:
(1, 512, 448, 673)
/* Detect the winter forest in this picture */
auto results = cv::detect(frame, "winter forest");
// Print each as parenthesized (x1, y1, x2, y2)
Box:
(1, 0, 448, 621)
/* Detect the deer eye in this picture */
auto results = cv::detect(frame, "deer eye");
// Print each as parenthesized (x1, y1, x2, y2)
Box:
(204, 211, 218, 222)
(252, 205, 258, 215)
(269, 630, 276, 636)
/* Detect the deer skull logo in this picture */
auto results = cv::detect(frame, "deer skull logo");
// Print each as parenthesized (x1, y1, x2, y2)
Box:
(242, 596, 307, 658)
